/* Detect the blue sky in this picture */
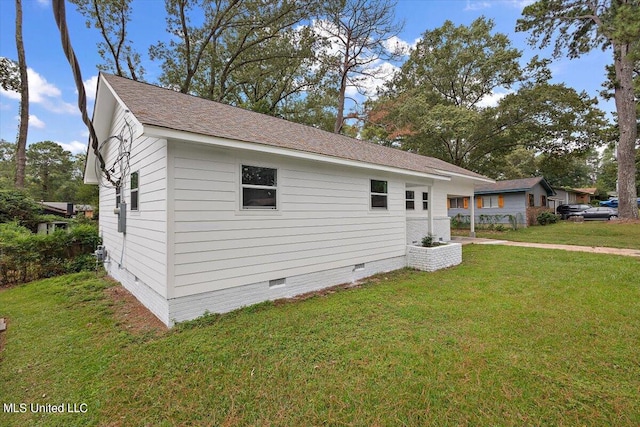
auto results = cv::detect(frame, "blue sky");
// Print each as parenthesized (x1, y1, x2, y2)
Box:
(0, 0, 613, 155)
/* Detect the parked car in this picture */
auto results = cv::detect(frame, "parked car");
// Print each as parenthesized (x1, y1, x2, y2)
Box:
(568, 207, 618, 220)
(556, 204, 591, 219)
(599, 198, 640, 208)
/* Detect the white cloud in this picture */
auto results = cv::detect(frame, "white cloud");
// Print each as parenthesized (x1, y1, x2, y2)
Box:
(464, 1, 492, 11)
(83, 75, 99, 101)
(0, 67, 78, 115)
(36, 0, 50, 6)
(477, 90, 513, 108)
(345, 61, 400, 99)
(29, 114, 46, 129)
(384, 36, 412, 56)
(464, 0, 534, 10)
(57, 140, 86, 154)
(26, 68, 61, 103)
(506, 0, 535, 8)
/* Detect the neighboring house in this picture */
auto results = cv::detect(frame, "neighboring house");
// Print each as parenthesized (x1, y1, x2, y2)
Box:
(448, 177, 556, 228)
(37, 202, 94, 234)
(572, 188, 597, 204)
(40, 202, 94, 219)
(37, 221, 69, 235)
(84, 74, 492, 326)
(549, 187, 597, 211)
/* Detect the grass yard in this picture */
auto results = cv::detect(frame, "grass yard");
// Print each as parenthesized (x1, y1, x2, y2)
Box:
(459, 220, 640, 250)
(1, 245, 640, 426)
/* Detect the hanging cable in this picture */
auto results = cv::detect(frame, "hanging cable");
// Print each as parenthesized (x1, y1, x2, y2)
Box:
(52, 0, 119, 187)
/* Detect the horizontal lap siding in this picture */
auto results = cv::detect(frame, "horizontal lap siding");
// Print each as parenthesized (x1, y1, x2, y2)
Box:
(170, 142, 407, 298)
(99, 104, 167, 298)
(477, 192, 525, 223)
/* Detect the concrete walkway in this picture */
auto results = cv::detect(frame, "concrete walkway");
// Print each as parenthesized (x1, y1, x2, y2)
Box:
(451, 236, 640, 258)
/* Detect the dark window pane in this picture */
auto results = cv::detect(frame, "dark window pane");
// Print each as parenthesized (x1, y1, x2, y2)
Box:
(243, 188, 276, 209)
(406, 200, 415, 210)
(131, 171, 139, 189)
(405, 190, 414, 199)
(371, 180, 387, 194)
(422, 192, 429, 201)
(242, 165, 276, 186)
(371, 194, 387, 209)
(131, 190, 139, 211)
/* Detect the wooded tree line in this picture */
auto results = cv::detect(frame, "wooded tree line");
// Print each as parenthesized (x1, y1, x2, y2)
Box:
(1, 0, 638, 217)
(0, 140, 98, 205)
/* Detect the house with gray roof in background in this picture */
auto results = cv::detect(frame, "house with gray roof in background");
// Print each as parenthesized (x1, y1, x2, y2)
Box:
(84, 73, 492, 326)
(448, 177, 556, 229)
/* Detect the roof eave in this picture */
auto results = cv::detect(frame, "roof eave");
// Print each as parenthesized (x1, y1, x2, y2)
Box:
(440, 170, 494, 184)
(144, 125, 453, 182)
(475, 188, 530, 195)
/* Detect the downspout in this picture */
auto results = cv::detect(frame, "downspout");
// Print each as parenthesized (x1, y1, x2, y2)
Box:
(469, 194, 476, 238)
(427, 185, 434, 238)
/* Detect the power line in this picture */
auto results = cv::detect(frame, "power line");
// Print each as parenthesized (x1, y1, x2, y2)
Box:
(52, 0, 119, 188)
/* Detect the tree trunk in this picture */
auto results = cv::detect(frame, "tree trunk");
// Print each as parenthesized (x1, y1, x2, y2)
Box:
(334, 73, 347, 134)
(613, 41, 639, 220)
(14, 0, 28, 189)
(334, 48, 351, 134)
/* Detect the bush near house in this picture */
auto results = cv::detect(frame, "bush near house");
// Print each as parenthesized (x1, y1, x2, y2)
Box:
(536, 211, 559, 226)
(0, 189, 43, 232)
(0, 221, 100, 286)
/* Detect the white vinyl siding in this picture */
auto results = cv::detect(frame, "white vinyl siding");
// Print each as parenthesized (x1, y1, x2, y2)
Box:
(169, 142, 406, 298)
(98, 103, 168, 299)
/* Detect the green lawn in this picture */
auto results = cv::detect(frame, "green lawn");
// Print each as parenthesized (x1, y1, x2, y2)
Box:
(1, 246, 640, 426)
(459, 220, 640, 250)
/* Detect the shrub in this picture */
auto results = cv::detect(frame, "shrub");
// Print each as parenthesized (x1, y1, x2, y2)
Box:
(451, 214, 471, 229)
(0, 189, 43, 232)
(0, 221, 101, 286)
(421, 234, 439, 247)
(537, 211, 559, 226)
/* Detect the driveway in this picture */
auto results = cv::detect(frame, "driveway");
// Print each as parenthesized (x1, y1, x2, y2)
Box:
(451, 236, 640, 258)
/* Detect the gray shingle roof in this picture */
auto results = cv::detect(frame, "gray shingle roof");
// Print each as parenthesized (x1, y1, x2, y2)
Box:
(101, 74, 489, 181)
(475, 177, 555, 195)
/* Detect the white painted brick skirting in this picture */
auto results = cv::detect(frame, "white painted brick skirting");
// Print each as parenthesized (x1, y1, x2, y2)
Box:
(167, 255, 406, 326)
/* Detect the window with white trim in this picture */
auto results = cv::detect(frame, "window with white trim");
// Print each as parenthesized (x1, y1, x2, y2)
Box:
(449, 197, 466, 209)
(482, 195, 499, 208)
(405, 190, 415, 210)
(370, 180, 388, 209)
(242, 165, 277, 209)
(131, 171, 139, 211)
(422, 192, 429, 210)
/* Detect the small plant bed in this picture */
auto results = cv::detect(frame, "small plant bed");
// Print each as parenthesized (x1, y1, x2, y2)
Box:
(407, 235, 461, 272)
(420, 233, 445, 247)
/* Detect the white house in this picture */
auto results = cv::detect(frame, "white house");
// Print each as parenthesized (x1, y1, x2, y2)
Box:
(84, 74, 493, 326)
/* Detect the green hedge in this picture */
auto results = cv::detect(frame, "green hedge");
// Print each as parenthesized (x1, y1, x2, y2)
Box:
(0, 222, 101, 286)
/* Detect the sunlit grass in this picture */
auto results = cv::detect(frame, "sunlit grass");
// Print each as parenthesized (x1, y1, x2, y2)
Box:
(461, 220, 640, 249)
(1, 246, 639, 426)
